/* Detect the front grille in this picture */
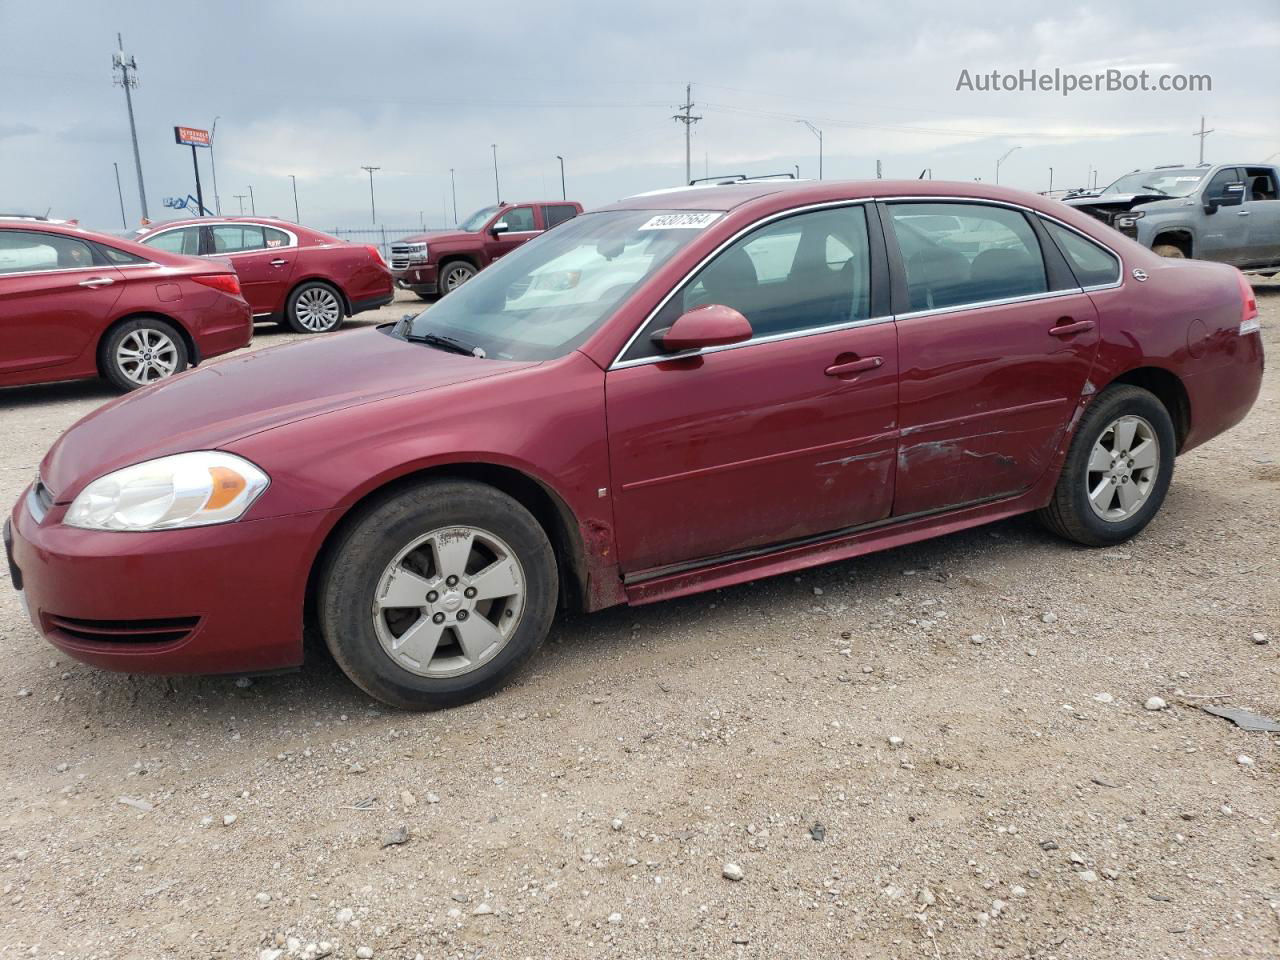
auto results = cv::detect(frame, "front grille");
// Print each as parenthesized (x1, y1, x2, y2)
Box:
(45, 614, 201, 645)
(390, 243, 426, 271)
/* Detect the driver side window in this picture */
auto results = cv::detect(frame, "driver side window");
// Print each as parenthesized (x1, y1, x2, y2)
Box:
(500, 207, 536, 232)
(622, 205, 872, 361)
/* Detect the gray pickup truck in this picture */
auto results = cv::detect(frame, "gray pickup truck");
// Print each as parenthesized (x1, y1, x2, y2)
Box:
(1065, 163, 1280, 275)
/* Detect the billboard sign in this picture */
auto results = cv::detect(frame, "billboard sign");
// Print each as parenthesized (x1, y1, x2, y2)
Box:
(174, 126, 211, 148)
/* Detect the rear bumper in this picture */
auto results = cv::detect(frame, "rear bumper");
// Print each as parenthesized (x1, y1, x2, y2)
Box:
(6, 491, 330, 675)
(195, 297, 253, 362)
(1181, 332, 1265, 452)
(350, 291, 395, 315)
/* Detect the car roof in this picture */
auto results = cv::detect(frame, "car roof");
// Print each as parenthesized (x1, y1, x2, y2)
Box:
(135, 216, 301, 233)
(601, 179, 1072, 214)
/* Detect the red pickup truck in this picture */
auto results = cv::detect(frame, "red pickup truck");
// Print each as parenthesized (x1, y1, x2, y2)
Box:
(390, 200, 583, 299)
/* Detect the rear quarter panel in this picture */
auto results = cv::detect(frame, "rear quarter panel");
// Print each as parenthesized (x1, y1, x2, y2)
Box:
(296, 244, 392, 308)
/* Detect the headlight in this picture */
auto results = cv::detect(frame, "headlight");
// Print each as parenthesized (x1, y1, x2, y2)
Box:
(65, 452, 269, 531)
(412, 243, 429, 262)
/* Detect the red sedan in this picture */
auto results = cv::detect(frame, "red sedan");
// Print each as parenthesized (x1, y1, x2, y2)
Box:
(6, 180, 1263, 709)
(133, 217, 393, 334)
(0, 219, 251, 391)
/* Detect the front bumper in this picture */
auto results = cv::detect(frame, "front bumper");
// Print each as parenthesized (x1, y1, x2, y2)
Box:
(392, 263, 438, 296)
(6, 491, 330, 675)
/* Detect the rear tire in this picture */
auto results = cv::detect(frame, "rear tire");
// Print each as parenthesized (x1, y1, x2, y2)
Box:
(318, 480, 558, 710)
(285, 281, 345, 334)
(1036, 385, 1175, 546)
(1152, 243, 1186, 259)
(100, 318, 189, 392)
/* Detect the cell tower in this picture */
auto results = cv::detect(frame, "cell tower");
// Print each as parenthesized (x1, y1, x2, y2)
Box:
(112, 33, 148, 220)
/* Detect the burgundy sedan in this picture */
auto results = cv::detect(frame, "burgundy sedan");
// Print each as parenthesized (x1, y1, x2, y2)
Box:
(6, 181, 1263, 709)
(134, 217, 393, 333)
(0, 219, 251, 391)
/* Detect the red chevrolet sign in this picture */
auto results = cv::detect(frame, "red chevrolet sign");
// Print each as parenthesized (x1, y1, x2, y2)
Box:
(173, 125, 210, 147)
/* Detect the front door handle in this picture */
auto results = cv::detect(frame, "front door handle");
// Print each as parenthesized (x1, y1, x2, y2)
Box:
(78, 277, 115, 288)
(825, 356, 884, 377)
(1049, 319, 1095, 337)
(1236, 210, 1251, 216)
(270, 258, 288, 266)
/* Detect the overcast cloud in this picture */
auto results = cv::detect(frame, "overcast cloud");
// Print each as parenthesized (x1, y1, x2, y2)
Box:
(1, 0, 1277, 232)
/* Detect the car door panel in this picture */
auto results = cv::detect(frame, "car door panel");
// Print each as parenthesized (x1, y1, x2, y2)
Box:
(1198, 168, 1249, 264)
(484, 206, 540, 264)
(606, 325, 899, 572)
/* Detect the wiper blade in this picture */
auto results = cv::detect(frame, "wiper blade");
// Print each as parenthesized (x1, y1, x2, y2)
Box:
(1139, 184, 1170, 196)
(404, 331, 486, 358)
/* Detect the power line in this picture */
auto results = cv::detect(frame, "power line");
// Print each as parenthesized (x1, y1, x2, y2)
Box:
(672, 83, 702, 185)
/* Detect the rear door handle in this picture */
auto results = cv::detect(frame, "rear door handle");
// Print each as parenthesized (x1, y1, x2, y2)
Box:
(1236, 210, 1251, 216)
(1049, 319, 1095, 337)
(78, 277, 115, 288)
(825, 356, 884, 377)
(270, 258, 288, 266)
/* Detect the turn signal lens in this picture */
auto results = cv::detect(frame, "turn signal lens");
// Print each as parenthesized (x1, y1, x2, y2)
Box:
(365, 244, 386, 265)
(193, 273, 242, 296)
(66, 452, 269, 531)
(1237, 269, 1259, 335)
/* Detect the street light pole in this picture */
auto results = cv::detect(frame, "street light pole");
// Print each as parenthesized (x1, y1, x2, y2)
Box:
(233, 194, 246, 215)
(995, 145, 1020, 184)
(361, 165, 380, 224)
(491, 145, 500, 203)
(247, 184, 256, 215)
(289, 174, 300, 222)
(797, 120, 823, 179)
(209, 116, 221, 215)
(555, 155, 566, 200)
(449, 168, 457, 225)
(113, 162, 127, 228)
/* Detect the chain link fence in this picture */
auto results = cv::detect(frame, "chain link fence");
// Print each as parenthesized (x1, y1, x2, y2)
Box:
(329, 226, 446, 259)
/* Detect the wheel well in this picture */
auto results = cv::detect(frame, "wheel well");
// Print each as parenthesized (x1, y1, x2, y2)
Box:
(304, 463, 588, 631)
(96, 312, 198, 374)
(1152, 230, 1193, 258)
(288, 277, 351, 316)
(437, 255, 477, 273)
(1109, 367, 1191, 450)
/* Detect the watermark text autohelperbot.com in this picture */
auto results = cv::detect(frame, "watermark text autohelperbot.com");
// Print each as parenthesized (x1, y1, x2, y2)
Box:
(956, 68, 1211, 96)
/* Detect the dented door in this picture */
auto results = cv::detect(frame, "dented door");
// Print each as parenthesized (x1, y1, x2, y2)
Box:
(892, 292, 1099, 516)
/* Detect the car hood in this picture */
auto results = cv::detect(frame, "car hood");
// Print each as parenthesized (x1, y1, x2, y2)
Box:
(397, 229, 479, 246)
(41, 329, 526, 500)
(1064, 192, 1171, 213)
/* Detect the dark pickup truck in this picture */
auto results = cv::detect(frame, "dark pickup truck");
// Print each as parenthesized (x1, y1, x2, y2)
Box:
(390, 200, 584, 299)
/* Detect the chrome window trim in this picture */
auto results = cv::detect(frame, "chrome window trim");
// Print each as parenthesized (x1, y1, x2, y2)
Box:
(0, 265, 111, 279)
(608, 198, 875, 369)
(895, 286, 1087, 322)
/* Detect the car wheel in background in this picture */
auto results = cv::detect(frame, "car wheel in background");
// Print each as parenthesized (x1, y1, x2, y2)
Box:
(101, 318, 189, 392)
(439, 261, 477, 294)
(285, 281, 345, 334)
(1036, 384, 1175, 547)
(319, 480, 558, 710)
(1152, 244, 1186, 259)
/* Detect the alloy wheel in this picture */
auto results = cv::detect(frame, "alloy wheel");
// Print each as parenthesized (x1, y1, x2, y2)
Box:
(372, 525, 526, 678)
(294, 287, 342, 332)
(442, 265, 473, 291)
(116, 328, 179, 385)
(1086, 414, 1159, 522)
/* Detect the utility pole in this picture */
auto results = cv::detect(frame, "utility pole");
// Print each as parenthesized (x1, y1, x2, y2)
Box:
(995, 145, 1020, 184)
(1193, 115, 1214, 164)
(876, 159, 882, 179)
(112, 33, 148, 221)
(289, 174, 300, 222)
(672, 83, 702, 185)
(449, 168, 457, 225)
(360, 165, 379, 224)
(797, 120, 823, 179)
(794, 164, 799, 179)
(233, 194, 246, 215)
(112, 162, 127, 228)
(491, 145, 500, 203)
(556, 155, 566, 200)
(1048, 167, 1054, 195)
(209, 116, 222, 214)
(247, 184, 256, 215)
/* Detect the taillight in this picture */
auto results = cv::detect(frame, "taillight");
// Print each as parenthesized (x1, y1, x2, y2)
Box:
(365, 244, 386, 265)
(192, 273, 242, 297)
(1236, 269, 1259, 335)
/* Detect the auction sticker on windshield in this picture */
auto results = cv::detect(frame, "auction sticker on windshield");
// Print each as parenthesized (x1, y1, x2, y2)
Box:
(638, 212, 721, 230)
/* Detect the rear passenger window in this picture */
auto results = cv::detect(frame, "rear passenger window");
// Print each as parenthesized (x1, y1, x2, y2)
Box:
(263, 227, 291, 248)
(623, 205, 872, 360)
(210, 225, 267, 254)
(96, 243, 150, 266)
(542, 204, 578, 229)
(887, 202, 1047, 311)
(1042, 221, 1120, 287)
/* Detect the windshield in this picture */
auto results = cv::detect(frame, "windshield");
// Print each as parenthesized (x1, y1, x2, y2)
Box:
(401, 209, 707, 360)
(459, 205, 502, 231)
(1102, 168, 1206, 197)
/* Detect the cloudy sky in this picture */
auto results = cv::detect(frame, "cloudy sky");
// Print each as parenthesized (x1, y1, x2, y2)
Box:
(2, 1, 1277, 234)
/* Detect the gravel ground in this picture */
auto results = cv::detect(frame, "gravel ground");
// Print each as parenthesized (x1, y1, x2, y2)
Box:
(0, 285, 1276, 960)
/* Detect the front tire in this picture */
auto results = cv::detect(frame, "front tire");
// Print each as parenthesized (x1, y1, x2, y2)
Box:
(439, 260, 477, 295)
(285, 281, 345, 334)
(1036, 385, 1176, 546)
(318, 480, 558, 710)
(101, 318, 189, 392)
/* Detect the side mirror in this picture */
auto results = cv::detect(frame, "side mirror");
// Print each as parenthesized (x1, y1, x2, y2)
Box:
(1204, 182, 1245, 213)
(491, 220, 510, 236)
(653, 304, 753, 353)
